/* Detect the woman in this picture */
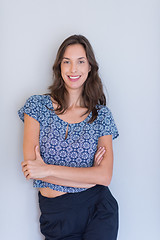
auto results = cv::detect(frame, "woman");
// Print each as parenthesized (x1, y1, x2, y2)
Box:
(18, 34, 119, 240)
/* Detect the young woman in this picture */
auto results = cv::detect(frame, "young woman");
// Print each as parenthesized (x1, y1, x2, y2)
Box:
(18, 35, 119, 240)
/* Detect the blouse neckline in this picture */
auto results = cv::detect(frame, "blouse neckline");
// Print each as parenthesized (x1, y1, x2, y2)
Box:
(47, 95, 92, 126)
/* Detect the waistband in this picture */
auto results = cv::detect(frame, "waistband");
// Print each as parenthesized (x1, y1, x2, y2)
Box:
(38, 185, 110, 213)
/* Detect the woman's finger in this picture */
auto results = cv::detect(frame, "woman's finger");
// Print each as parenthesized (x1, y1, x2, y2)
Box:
(98, 149, 106, 159)
(97, 156, 103, 165)
(95, 156, 104, 166)
(22, 165, 28, 172)
(24, 169, 29, 178)
(95, 148, 106, 160)
(21, 161, 27, 167)
(21, 160, 35, 168)
(95, 147, 104, 158)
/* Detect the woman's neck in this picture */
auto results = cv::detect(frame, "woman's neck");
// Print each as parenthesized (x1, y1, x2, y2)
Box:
(65, 89, 84, 109)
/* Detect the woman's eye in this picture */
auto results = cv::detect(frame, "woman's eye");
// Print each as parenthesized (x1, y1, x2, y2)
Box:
(63, 61, 70, 64)
(79, 60, 85, 64)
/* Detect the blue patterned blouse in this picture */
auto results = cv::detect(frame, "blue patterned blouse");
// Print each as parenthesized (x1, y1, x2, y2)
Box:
(18, 95, 119, 193)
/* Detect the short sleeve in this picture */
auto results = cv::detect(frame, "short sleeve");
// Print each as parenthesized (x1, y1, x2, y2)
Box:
(99, 107, 119, 140)
(18, 95, 40, 123)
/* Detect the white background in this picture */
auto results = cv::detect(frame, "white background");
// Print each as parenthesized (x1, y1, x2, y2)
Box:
(1, 0, 160, 239)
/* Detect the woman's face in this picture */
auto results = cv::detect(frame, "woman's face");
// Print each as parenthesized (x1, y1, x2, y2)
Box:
(61, 44, 91, 92)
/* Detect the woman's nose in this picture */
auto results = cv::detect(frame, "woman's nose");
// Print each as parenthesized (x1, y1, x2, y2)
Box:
(70, 63, 77, 73)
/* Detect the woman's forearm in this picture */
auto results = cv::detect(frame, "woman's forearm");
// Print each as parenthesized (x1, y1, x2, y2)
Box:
(22, 143, 111, 186)
(39, 176, 96, 188)
(45, 164, 108, 186)
(43, 142, 112, 186)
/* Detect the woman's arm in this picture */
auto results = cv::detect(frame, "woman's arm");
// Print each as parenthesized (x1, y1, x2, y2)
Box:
(36, 135, 113, 186)
(30, 145, 105, 187)
(22, 114, 114, 186)
(22, 114, 102, 188)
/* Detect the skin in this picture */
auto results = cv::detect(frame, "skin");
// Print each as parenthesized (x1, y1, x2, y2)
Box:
(21, 44, 114, 198)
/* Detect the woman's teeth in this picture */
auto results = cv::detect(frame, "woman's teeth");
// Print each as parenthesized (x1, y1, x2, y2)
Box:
(69, 76, 80, 79)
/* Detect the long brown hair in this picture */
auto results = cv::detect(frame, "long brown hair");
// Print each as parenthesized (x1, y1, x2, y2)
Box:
(48, 34, 106, 123)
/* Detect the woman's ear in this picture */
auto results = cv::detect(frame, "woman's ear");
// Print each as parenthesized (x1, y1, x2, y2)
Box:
(88, 65, 91, 72)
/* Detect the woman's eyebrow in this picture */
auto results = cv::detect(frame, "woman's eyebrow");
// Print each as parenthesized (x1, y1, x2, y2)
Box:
(78, 57, 86, 59)
(62, 57, 86, 60)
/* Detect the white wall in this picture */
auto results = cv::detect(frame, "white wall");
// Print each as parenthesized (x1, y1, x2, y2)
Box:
(1, 0, 160, 239)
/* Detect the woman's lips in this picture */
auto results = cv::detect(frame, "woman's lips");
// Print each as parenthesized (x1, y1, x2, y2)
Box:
(68, 75, 81, 82)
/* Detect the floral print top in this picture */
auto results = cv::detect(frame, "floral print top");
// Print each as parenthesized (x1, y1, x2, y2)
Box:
(18, 95, 119, 193)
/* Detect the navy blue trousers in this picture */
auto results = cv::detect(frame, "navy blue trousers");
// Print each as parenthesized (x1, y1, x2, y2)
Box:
(38, 185, 119, 240)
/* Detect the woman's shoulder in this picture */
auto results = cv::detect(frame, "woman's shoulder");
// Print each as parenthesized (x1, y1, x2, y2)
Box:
(96, 104, 111, 115)
(95, 104, 119, 139)
(26, 94, 49, 102)
(95, 104, 115, 122)
(25, 94, 51, 106)
(18, 94, 52, 123)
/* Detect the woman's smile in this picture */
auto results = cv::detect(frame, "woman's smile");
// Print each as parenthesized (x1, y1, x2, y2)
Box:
(68, 75, 81, 82)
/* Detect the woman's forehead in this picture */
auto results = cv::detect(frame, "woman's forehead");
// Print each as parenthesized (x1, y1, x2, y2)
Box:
(63, 44, 87, 59)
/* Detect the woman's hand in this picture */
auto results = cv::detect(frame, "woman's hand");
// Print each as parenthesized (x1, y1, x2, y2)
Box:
(21, 146, 50, 180)
(93, 146, 106, 167)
